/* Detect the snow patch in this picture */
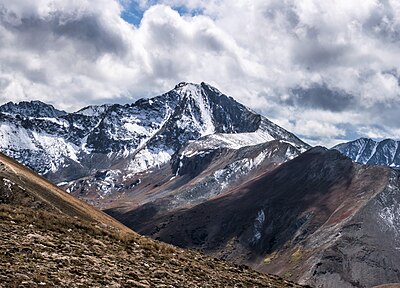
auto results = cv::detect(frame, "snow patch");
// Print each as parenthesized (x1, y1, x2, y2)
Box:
(377, 178, 400, 237)
(182, 131, 275, 157)
(0, 123, 37, 150)
(252, 209, 265, 244)
(128, 148, 174, 174)
(123, 122, 150, 135)
(37, 117, 69, 128)
(31, 131, 79, 172)
(2, 178, 15, 190)
(285, 145, 298, 160)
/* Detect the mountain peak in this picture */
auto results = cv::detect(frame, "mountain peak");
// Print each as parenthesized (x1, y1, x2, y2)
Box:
(164, 81, 263, 137)
(172, 82, 205, 101)
(174, 82, 201, 94)
(172, 82, 222, 97)
(174, 81, 193, 89)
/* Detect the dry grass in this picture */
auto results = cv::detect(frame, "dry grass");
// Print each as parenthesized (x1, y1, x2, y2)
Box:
(0, 204, 308, 288)
(0, 152, 132, 233)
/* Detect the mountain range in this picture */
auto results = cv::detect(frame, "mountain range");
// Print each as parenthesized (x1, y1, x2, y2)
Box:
(0, 82, 308, 207)
(1, 82, 400, 287)
(333, 138, 400, 168)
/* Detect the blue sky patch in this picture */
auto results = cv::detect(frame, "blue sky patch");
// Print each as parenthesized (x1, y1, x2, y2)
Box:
(120, 1, 204, 26)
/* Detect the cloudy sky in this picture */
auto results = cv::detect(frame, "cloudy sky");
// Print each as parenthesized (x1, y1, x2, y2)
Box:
(0, 0, 400, 146)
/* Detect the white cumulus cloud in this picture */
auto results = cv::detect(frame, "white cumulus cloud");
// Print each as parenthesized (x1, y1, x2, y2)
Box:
(0, 0, 399, 146)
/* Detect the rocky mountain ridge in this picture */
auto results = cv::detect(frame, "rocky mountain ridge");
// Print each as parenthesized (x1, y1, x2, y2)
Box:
(0, 100, 67, 118)
(333, 138, 400, 168)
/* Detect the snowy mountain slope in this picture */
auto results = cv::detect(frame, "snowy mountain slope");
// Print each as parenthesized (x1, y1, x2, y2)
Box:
(0, 91, 181, 176)
(125, 82, 305, 174)
(64, 139, 303, 209)
(0, 82, 309, 202)
(180, 121, 307, 157)
(333, 138, 400, 168)
(168, 140, 302, 207)
(0, 108, 102, 175)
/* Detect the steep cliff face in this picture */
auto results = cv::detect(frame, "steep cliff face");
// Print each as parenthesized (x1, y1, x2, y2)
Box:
(112, 148, 400, 288)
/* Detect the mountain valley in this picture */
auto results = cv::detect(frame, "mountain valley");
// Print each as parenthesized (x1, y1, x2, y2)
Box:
(0, 152, 305, 287)
(109, 146, 400, 288)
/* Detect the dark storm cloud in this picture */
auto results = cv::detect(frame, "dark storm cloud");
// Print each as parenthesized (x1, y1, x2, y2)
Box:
(368, 101, 400, 129)
(0, 55, 49, 84)
(263, 1, 299, 30)
(286, 84, 356, 112)
(53, 15, 127, 57)
(195, 31, 225, 53)
(20, 66, 49, 84)
(0, 9, 127, 58)
(363, 0, 400, 43)
(292, 41, 353, 70)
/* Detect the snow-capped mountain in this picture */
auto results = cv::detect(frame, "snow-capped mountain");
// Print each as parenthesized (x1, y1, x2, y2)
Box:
(333, 138, 400, 168)
(0, 82, 308, 202)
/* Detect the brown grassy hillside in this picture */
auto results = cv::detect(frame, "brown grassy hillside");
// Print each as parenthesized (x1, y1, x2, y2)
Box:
(0, 153, 130, 232)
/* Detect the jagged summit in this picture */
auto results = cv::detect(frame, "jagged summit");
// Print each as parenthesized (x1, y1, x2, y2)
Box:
(174, 81, 195, 89)
(173, 81, 212, 90)
(0, 100, 67, 118)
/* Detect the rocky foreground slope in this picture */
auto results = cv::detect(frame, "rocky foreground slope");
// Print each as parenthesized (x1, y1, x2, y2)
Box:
(110, 147, 400, 288)
(0, 152, 305, 287)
